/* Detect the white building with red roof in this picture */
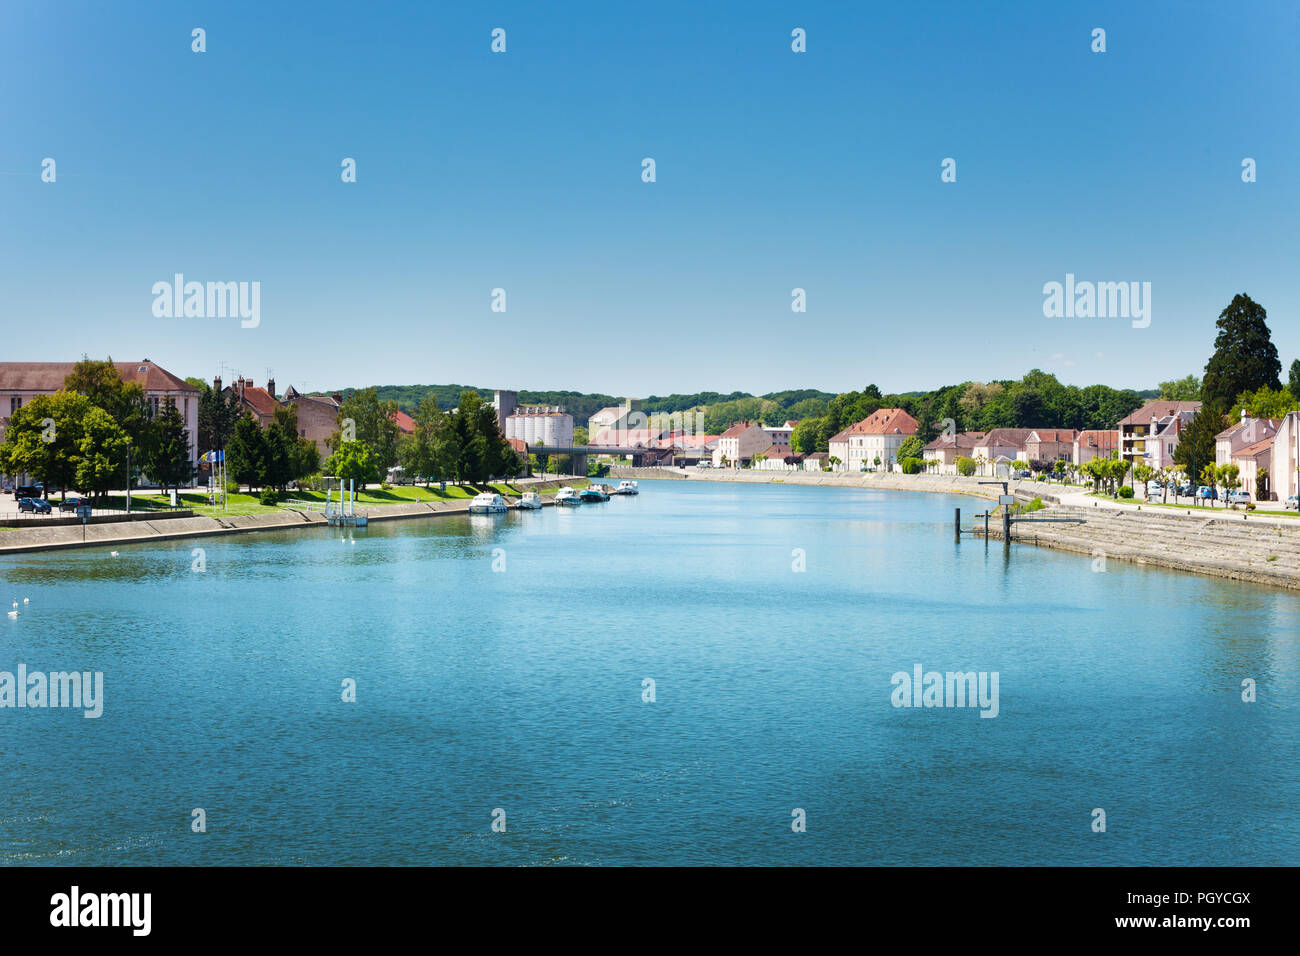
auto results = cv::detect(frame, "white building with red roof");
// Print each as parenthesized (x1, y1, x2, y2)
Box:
(828, 408, 919, 471)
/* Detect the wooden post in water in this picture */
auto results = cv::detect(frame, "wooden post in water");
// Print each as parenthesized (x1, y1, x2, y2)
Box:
(1003, 506, 1011, 546)
(954, 508, 960, 542)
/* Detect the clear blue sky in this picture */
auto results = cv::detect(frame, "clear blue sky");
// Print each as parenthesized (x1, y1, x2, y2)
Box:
(2, 1, 1297, 397)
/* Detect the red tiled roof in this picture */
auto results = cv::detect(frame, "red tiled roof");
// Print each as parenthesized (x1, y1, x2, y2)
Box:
(1118, 401, 1201, 426)
(507, 437, 528, 455)
(719, 421, 762, 439)
(1027, 429, 1078, 443)
(828, 408, 919, 442)
(0, 360, 198, 394)
(227, 385, 279, 418)
(1076, 429, 1118, 448)
(923, 431, 986, 451)
(389, 410, 417, 434)
(1235, 436, 1276, 458)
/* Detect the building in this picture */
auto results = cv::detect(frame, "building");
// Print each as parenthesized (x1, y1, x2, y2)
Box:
(762, 421, 800, 447)
(752, 446, 804, 471)
(1215, 414, 1280, 467)
(802, 451, 829, 471)
(922, 431, 987, 474)
(587, 398, 641, 438)
(1022, 429, 1078, 465)
(221, 376, 281, 427)
(970, 428, 1033, 475)
(1231, 437, 1276, 499)
(1117, 400, 1201, 467)
(713, 421, 771, 467)
(1270, 412, 1300, 504)
(1073, 429, 1118, 466)
(282, 386, 342, 458)
(828, 408, 919, 472)
(492, 390, 518, 433)
(0, 359, 200, 474)
(506, 406, 574, 447)
(389, 409, 417, 435)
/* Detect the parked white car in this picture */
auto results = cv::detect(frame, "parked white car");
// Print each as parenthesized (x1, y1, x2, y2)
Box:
(1226, 490, 1252, 505)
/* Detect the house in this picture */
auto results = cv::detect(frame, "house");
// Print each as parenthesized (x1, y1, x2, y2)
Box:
(661, 431, 719, 466)
(802, 451, 829, 471)
(506, 406, 574, 447)
(221, 376, 281, 427)
(1022, 429, 1078, 466)
(1231, 436, 1276, 499)
(827, 408, 919, 472)
(713, 421, 771, 467)
(752, 446, 804, 471)
(282, 386, 342, 458)
(0, 359, 201, 475)
(1117, 400, 1201, 467)
(971, 429, 1034, 475)
(1215, 413, 1280, 466)
(1270, 412, 1300, 503)
(1073, 429, 1118, 466)
(922, 431, 986, 474)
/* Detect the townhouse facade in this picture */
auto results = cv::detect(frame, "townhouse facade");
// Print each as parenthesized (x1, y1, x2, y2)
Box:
(828, 408, 919, 472)
(922, 431, 986, 474)
(713, 421, 771, 467)
(1117, 400, 1201, 467)
(1074, 429, 1118, 465)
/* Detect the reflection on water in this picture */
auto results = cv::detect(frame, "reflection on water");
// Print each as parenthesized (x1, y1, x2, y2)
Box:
(1, 481, 1297, 865)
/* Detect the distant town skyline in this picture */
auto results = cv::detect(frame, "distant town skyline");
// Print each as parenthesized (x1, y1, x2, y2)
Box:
(2, 1, 1296, 395)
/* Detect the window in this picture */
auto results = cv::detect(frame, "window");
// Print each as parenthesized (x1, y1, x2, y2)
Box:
(9, 396, 20, 415)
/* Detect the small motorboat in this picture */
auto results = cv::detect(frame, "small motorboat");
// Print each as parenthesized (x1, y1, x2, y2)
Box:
(554, 487, 583, 506)
(515, 491, 542, 510)
(612, 480, 639, 495)
(468, 492, 508, 515)
(579, 484, 611, 502)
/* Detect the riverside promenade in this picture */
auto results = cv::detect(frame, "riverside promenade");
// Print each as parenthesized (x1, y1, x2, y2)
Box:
(0, 478, 578, 556)
(613, 466, 1300, 592)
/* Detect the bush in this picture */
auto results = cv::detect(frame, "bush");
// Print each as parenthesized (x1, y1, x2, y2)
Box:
(258, 487, 280, 506)
(225, 480, 240, 495)
(380, 481, 392, 491)
(901, 457, 924, 475)
(955, 456, 977, 477)
(1118, 485, 1134, 499)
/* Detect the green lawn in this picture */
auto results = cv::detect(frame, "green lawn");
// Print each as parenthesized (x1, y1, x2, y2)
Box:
(104, 478, 591, 518)
(1087, 492, 1300, 518)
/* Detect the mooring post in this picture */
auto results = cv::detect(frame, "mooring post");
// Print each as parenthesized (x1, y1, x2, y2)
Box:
(955, 507, 961, 542)
(1003, 507, 1011, 546)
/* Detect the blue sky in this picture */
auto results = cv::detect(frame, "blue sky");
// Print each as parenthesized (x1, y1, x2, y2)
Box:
(2, 1, 1297, 398)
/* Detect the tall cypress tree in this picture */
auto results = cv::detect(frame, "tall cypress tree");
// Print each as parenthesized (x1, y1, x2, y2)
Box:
(1202, 294, 1281, 409)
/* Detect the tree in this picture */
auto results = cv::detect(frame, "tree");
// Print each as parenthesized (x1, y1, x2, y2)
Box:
(147, 400, 194, 494)
(75, 407, 129, 498)
(330, 387, 401, 470)
(196, 382, 242, 453)
(1218, 463, 1241, 507)
(1230, 385, 1299, 421)
(326, 441, 380, 488)
(1202, 294, 1281, 410)
(65, 357, 150, 446)
(1290, 360, 1300, 398)
(1173, 405, 1226, 496)
(896, 435, 924, 463)
(1257, 466, 1270, 501)
(0, 391, 91, 496)
(1132, 463, 1155, 498)
(955, 456, 977, 477)
(226, 415, 267, 491)
(1200, 464, 1219, 507)
(1158, 375, 1201, 401)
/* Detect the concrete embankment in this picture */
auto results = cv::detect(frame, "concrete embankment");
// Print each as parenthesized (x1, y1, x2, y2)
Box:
(614, 467, 1300, 591)
(0, 479, 579, 556)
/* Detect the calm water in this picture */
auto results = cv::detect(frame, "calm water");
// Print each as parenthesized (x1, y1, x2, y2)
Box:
(2, 480, 1298, 866)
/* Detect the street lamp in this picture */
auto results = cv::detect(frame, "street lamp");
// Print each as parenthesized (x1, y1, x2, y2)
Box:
(125, 436, 131, 514)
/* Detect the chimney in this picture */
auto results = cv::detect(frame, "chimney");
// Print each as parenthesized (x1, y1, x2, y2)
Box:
(267, 377, 275, 399)
(213, 375, 222, 393)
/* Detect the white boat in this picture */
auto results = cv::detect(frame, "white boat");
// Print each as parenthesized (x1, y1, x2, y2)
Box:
(468, 492, 508, 515)
(554, 487, 583, 507)
(516, 491, 542, 510)
(613, 480, 639, 495)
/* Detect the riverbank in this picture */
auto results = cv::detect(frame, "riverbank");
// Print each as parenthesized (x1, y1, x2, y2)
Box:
(613, 467, 1300, 591)
(0, 478, 587, 555)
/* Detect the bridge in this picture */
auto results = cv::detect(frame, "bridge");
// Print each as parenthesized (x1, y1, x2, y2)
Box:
(528, 444, 672, 474)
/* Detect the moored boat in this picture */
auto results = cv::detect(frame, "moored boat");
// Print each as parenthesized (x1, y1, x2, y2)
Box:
(613, 480, 639, 495)
(516, 491, 542, 510)
(579, 484, 611, 502)
(468, 492, 508, 514)
(554, 487, 583, 506)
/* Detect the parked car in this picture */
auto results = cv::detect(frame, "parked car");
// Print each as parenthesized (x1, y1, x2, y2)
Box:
(17, 497, 52, 514)
(1175, 484, 1194, 497)
(13, 484, 42, 501)
(1195, 485, 1217, 500)
(1226, 490, 1252, 505)
(59, 496, 90, 513)
(1286, 495, 1299, 511)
